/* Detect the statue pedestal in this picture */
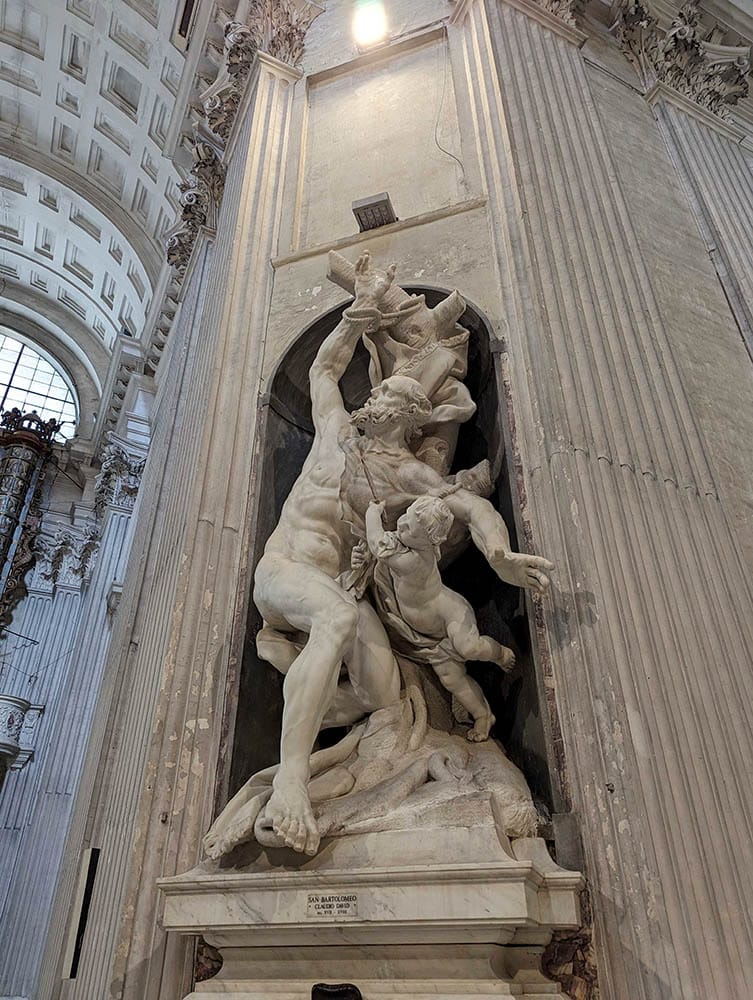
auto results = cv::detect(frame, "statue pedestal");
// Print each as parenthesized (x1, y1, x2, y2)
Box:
(159, 827, 583, 999)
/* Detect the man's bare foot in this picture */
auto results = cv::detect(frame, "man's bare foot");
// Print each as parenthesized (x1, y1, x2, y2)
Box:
(467, 712, 495, 742)
(264, 779, 320, 856)
(496, 647, 516, 672)
(203, 794, 268, 860)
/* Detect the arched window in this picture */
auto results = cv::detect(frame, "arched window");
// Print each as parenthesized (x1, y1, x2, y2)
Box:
(0, 331, 78, 440)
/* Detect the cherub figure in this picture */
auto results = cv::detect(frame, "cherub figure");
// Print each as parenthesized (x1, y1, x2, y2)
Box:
(365, 496, 516, 742)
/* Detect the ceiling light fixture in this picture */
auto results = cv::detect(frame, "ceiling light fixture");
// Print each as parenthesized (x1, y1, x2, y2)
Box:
(353, 0, 388, 51)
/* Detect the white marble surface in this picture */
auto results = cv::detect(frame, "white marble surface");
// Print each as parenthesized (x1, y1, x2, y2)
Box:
(160, 832, 582, 998)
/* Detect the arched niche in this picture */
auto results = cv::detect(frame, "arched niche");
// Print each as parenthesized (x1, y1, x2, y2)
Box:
(222, 289, 562, 822)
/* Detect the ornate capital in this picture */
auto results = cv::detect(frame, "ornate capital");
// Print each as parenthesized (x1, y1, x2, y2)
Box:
(533, 0, 583, 28)
(31, 524, 100, 592)
(94, 443, 145, 517)
(202, 2, 320, 144)
(166, 141, 226, 275)
(615, 0, 750, 120)
(0, 695, 30, 766)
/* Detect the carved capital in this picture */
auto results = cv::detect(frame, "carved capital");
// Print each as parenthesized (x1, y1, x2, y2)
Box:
(166, 142, 225, 275)
(533, 0, 583, 28)
(615, 0, 750, 121)
(202, 2, 319, 144)
(31, 523, 100, 592)
(94, 443, 145, 517)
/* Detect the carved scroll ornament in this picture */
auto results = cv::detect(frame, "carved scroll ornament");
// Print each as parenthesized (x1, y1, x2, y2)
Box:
(615, 0, 751, 120)
(166, 142, 226, 275)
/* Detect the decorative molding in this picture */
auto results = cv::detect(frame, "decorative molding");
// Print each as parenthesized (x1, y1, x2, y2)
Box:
(146, 279, 181, 372)
(614, 0, 751, 121)
(102, 340, 146, 437)
(202, 2, 320, 144)
(166, 140, 226, 276)
(94, 442, 146, 517)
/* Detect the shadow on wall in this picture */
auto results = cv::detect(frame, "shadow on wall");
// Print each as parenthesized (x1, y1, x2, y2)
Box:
(224, 289, 559, 820)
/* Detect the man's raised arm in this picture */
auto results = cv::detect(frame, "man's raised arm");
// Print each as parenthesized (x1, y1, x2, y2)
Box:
(309, 252, 396, 433)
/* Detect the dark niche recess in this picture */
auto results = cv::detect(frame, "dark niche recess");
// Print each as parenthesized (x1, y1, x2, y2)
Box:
(223, 289, 558, 822)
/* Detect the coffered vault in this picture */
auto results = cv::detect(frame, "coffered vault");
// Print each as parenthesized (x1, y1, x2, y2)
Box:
(0, 0, 237, 447)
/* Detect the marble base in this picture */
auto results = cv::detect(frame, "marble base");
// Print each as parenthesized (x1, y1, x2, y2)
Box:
(159, 827, 583, 999)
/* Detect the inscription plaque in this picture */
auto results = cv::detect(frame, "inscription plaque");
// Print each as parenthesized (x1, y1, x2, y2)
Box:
(306, 892, 359, 918)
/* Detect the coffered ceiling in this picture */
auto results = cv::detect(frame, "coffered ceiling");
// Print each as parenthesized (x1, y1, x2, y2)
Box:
(0, 0, 204, 432)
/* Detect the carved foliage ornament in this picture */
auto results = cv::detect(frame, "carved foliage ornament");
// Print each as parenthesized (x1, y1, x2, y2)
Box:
(204, 2, 319, 142)
(615, 0, 751, 120)
(94, 443, 145, 517)
(166, 142, 226, 275)
(535, 0, 584, 28)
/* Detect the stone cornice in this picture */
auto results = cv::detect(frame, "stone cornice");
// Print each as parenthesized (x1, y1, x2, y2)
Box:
(614, 0, 751, 121)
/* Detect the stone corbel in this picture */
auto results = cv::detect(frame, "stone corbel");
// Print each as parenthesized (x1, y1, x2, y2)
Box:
(614, 0, 751, 122)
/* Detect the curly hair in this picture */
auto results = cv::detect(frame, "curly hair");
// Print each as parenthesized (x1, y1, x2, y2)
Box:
(386, 375, 433, 435)
(407, 495, 454, 545)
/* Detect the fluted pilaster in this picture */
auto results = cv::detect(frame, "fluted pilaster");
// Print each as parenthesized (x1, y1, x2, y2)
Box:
(655, 101, 753, 360)
(453, 2, 753, 997)
(46, 52, 304, 1000)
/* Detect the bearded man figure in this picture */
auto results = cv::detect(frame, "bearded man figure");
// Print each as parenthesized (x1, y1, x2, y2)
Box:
(205, 253, 554, 860)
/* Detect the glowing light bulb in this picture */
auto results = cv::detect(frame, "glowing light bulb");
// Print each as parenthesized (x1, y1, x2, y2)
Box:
(353, 1, 388, 49)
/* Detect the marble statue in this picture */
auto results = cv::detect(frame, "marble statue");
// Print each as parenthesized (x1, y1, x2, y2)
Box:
(203, 252, 554, 860)
(365, 496, 516, 742)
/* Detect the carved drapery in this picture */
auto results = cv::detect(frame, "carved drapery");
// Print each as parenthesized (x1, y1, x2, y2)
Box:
(615, 0, 751, 120)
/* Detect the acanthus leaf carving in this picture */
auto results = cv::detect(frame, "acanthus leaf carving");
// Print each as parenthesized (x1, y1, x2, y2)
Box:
(615, 0, 751, 120)
(202, 2, 320, 144)
(32, 523, 101, 592)
(166, 141, 226, 276)
(94, 442, 146, 517)
(534, 0, 583, 28)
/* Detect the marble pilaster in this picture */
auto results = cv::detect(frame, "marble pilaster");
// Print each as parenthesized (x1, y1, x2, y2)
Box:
(40, 51, 306, 1000)
(451, 2, 753, 997)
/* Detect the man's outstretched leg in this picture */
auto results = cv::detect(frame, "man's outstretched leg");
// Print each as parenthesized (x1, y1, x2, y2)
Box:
(254, 554, 360, 855)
